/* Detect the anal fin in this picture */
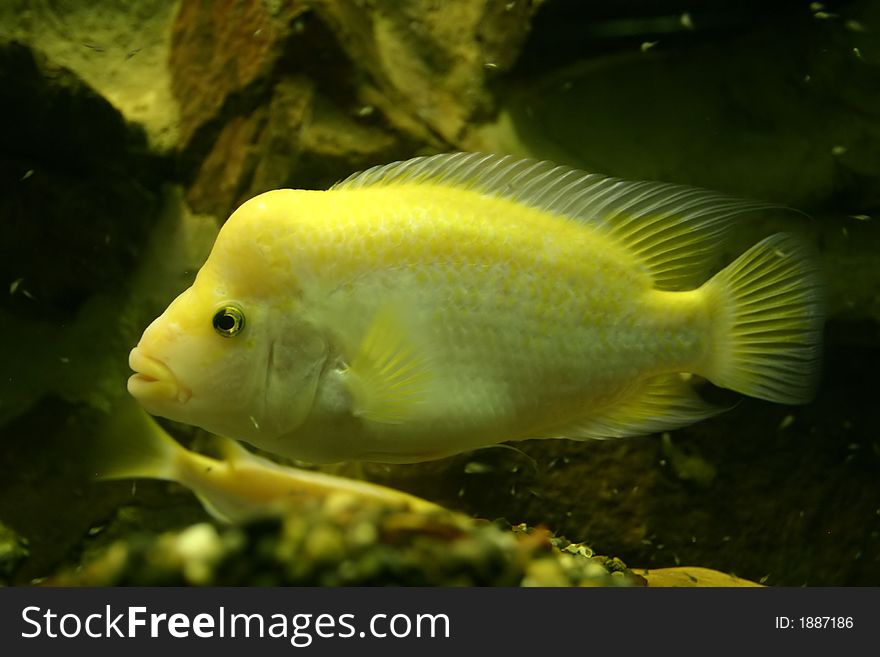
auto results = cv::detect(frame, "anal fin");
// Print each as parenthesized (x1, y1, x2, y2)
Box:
(549, 374, 725, 440)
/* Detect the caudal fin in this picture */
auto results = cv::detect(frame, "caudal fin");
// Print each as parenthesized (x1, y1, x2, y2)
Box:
(702, 233, 824, 404)
(91, 399, 183, 481)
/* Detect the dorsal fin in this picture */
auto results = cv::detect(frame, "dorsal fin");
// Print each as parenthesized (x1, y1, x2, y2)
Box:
(334, 152, 775, 289)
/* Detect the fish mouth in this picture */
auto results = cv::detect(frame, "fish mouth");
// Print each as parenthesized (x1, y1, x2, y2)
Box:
(127, 347, 192, 404)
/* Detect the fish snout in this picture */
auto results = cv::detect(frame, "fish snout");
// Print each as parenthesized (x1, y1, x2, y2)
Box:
(127, 347, 192, 404)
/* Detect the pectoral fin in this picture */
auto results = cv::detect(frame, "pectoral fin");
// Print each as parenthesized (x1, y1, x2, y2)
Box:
(344, 303, 436, 424)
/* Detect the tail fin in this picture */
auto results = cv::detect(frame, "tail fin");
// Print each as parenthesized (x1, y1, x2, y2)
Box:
(91, 399, 184, 481)
(702, 233, 824, 404)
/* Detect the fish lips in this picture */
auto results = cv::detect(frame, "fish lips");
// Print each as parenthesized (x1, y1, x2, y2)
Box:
(127, 347, 192, 405)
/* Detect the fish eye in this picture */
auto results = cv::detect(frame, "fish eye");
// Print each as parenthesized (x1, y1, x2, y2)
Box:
(212, 305, 245, 337)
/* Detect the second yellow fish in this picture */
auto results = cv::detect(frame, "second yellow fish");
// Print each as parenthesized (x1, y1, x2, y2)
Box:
(128, 153, 823, 463)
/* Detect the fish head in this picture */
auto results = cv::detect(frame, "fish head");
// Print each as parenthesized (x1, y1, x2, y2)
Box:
(128, 191, 329, 443)
(127, 280, 268, 440)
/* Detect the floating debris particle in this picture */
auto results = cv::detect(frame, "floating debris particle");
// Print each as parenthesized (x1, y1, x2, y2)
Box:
(463, 461, 492, 474)
(661, 433, 716, 487)
(845, 19, 865, 32)
(810, 3, 837, 19)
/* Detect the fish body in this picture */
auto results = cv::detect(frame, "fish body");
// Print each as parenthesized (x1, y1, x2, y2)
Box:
(96, 402, 440, 522)
(129, 153, 823, 463)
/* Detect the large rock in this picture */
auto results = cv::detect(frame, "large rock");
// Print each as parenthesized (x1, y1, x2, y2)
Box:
(173, 0, 540, 218)
(170, 0, 307, 151)
(310, 0, 540, 145)
(0, 0, 180, 150)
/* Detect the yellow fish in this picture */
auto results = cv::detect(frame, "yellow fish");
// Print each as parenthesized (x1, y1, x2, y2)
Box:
(95, 401, 440, 522)
(128, 153, 823, 464)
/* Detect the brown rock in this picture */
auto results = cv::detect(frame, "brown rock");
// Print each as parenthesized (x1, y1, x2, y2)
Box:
(170, 0, 307, 150)
(185, 76, 407, 218)
(176, 1, 541, 217)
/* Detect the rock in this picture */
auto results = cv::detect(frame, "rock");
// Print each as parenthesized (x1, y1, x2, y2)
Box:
(310, 0, 541, 145)
(634, 566, 761, 587)
(170, 0, 307, 151)
(49, 502, 624, 587)
(173, 2, 415, 218)
(174, 0, 541, 218)
(0, 0, 180, 151)
(185, 76, 405, 218)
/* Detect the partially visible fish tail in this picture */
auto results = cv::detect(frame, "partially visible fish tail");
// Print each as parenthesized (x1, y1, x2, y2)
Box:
(91, 400, 183, 482)
(702, 233, 824, 404)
